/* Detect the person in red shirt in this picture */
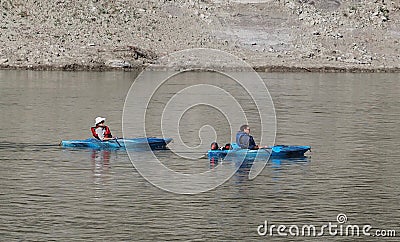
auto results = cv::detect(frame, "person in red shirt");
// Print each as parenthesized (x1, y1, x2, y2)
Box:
(91, 117, 114, 141)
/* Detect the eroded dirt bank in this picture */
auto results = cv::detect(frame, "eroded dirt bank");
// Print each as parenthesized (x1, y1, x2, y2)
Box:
(0, 0, 399, 72)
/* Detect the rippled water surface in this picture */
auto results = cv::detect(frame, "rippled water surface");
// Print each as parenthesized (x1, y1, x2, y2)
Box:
(0, 71, 399, 241)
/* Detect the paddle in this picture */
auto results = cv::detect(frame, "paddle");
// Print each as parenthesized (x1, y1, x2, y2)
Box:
(114, 137, 122, 147)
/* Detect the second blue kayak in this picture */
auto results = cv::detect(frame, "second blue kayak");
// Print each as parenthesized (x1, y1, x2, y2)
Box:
(207, 143, 311, 161)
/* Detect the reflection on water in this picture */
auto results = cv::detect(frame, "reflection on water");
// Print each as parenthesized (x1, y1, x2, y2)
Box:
(0, 71, 399, 241)
(210, 157, 312, 186)
(91, 150, 111, 184)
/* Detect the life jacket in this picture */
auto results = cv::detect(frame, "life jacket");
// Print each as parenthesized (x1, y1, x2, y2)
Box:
(236, 131, 258, 149)
(236, 131, 248, 149)
(91, 126, 112, 140)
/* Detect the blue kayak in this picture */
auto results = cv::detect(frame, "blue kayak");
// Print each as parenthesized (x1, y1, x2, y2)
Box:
(60, 137, 173, 150)
(207, 143, 311, 161)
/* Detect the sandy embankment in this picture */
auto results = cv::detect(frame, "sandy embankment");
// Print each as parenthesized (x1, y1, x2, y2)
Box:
(0, 0, 399, 72)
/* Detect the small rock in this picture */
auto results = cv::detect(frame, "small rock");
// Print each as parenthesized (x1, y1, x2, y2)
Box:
(363, 55, 373, 61)
(333, 33, 343, 39)
(0, 58, 8, 64)
(105, 60, 131, 68)
(306, 52, 315, 58)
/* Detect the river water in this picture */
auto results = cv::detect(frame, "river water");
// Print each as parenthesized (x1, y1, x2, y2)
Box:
(0, 70, 399, 241)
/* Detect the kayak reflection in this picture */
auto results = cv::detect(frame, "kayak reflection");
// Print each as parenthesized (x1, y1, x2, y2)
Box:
(91, 150, 112, 184)
(210, 156, 310, 169)
(210, 156, 311, 182)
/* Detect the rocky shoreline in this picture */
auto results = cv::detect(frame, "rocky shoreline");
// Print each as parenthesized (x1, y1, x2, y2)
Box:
(2, 63, 400, 73)
(1, 0, 399, 72)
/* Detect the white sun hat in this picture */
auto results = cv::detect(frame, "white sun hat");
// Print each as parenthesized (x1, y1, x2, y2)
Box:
(95, 117, 106, 125)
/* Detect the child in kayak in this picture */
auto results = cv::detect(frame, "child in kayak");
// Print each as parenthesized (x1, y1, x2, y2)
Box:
(91, 117, 114, 141)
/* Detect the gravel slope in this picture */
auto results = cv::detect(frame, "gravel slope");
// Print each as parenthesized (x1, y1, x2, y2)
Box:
(0, 0, 399, 71)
